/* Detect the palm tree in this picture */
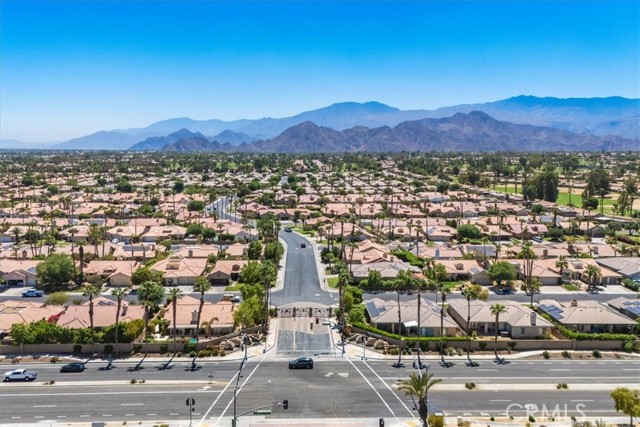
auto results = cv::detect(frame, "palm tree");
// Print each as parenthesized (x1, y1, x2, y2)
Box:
(438, 284, 452, 363)
(555, 256, 569, 282)
(393, 277, 406, 367)
(193, 276, 211, 342)
(167, 287, 183, 353)
(82, 284, 101, 343)
(584, 264, 602, 292)
(111, 287, 126, 356)
(414, 277, 428, 365)
(518, 240, 537, 307)
(397, 372, 442, 427)
(490, 303, 508, 362)
(138, 280, 166, 342)
(461, 284, 488, 365)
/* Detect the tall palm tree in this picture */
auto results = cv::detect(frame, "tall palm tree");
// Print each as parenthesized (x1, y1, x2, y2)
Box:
(438, 284, 452, 363)
(397, 372, 442, 427)
(393, 277, 406, 367)
(82, 284, 101, 343)
(555, 256, 569, 281)
(193, 276, 211, 342)
(518, 240, 537, 307)
(584, 264, 602, 292)
(111, 287, 126, 356)
(414, 277, 428, 365)
(167, 287, 183, 353)
(490, 303, 508, 362)
(138, 280, 166, 342)
(461, 284, 488, 365)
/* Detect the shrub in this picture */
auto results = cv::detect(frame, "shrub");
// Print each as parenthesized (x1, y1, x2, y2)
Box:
(73, 344, 82, 354)
(188, 351, 197, 358)
(428, 414, 445, 427)
(478, 341, 488, 351)
(103, 344, 114, 354)
(184, 343, 197, 354)
(507, 342, 517, 352)
(542, 351, 550, 359)
(490, 417, 495, 422)
(529, 415, 536, 423)
(623, 341, 634, 352)
(561, 350, 571, 359)
(198, 350, 209, 358)
(130, 379, 137, 384)
(465, 382, 476, 389)
(592, 350, 601, 358)
(50, 356, 59, 363)
(159, 343, 169, 354)
(131, 344, 142, 354)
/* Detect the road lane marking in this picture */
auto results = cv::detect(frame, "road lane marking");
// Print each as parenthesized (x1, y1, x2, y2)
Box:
(477, 369, 497, 372)
(490, 400, 512, 402)
(147, 413, 157, 416)
(34, 416, 44, 419)
(11, 417, 21, 419)
(125, 414, 135, 417)
(57, 416, 67, 418)
(550, 369, 570, 371)
(4, 390, 223, 398)
(345, 356, 399, 423)
(33, 405, 57, 408)
(80, 415, 90, 418)
(103, 415, 112, 417)
(121, 403, 144, 406)
(361, 360, 415, 418)
(170, 413, 179, 415)
(214, 356, 265, 425)
(623, 369, 640, 371)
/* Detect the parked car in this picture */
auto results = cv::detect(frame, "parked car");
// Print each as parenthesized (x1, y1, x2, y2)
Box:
(60, 363, 86, 373)
(3, 368, 37, 382)
(22, 289, 43, 297)
(288, 357, 313, 369)
(284, 228, 292, 233)
(300, 243, 307, 248)
(0, 284, 8, 293)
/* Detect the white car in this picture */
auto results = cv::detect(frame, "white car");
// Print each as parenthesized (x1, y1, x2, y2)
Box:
(3, 368, 37, 382)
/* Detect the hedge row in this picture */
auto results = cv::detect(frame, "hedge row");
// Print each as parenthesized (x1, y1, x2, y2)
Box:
(352, 322, 468, 342)
(539, 313, 638, 341)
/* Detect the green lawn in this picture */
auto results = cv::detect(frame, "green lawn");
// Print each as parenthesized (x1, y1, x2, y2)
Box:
(224, 283, 244, 291)
(555, 192, 616, 214)
(327, 277, 339, 288)
(562, 284, 579, 291)
(492, 185, 519, 194)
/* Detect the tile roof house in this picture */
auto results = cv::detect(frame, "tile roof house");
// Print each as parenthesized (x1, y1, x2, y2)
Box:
(207, 260, 249, 286)
(151, 256, 208, 286)
(435, 260, 490, 285)
(56, 303, 145, 329)
(84, 260, 141, 287)
(447, 299, 552, 338)
(596, 257, 640, 281)
(538, 299, 637, 333)
(162, 295, 235, 337)
(365, 297, 461, 337)
(0, 302, 65, 335)
(606, 297, 640, 320)
(0, 260, 42, 287)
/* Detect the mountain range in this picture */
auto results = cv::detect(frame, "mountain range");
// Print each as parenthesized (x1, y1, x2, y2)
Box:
(141, 111, 636, 153)
(1, 96, 638, 151)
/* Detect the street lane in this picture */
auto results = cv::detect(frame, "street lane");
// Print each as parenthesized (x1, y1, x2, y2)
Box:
(270, 230, 333, 306)
(2, 359, 636, 422)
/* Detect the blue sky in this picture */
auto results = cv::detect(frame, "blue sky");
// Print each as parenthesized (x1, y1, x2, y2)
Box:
(1, 0, 639, 142)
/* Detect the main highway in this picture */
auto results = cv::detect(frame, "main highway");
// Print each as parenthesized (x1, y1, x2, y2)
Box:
(2, 357, 638, 423)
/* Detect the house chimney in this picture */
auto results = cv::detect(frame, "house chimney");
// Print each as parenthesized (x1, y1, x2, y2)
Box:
(530, 311, 536, 326)
(543, 249, 548, 258)
(571, 299, 577, 307)
(22, 250, 28, 259)
(435, 248, 440, 259)
(191, 310, 198, 323)
(188, 249, 193, 258)
(121, 303, 128, 316)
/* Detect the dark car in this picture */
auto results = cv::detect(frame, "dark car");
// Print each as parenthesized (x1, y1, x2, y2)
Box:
(60, 363, 86, 373)
(284, 228, 292, 232)
(300, 243, 306, 248)
(288, 357, 313, 369)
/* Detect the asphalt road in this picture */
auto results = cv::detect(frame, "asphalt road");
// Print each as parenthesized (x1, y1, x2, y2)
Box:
(2, 358, 637, 422)
(270, 230, 335, 306)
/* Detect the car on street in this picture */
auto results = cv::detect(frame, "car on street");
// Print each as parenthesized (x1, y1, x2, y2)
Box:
(300, 243, 306, 248)
(3, 368, 37, 382)
(22, 289, 43, 297)
(60, 363, 86, 373)
(284, 228, 292, 232)
(288, 357, 313, 369)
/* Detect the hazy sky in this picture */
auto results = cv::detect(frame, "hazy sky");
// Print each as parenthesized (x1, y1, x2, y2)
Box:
(1, 0, 639, 142)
